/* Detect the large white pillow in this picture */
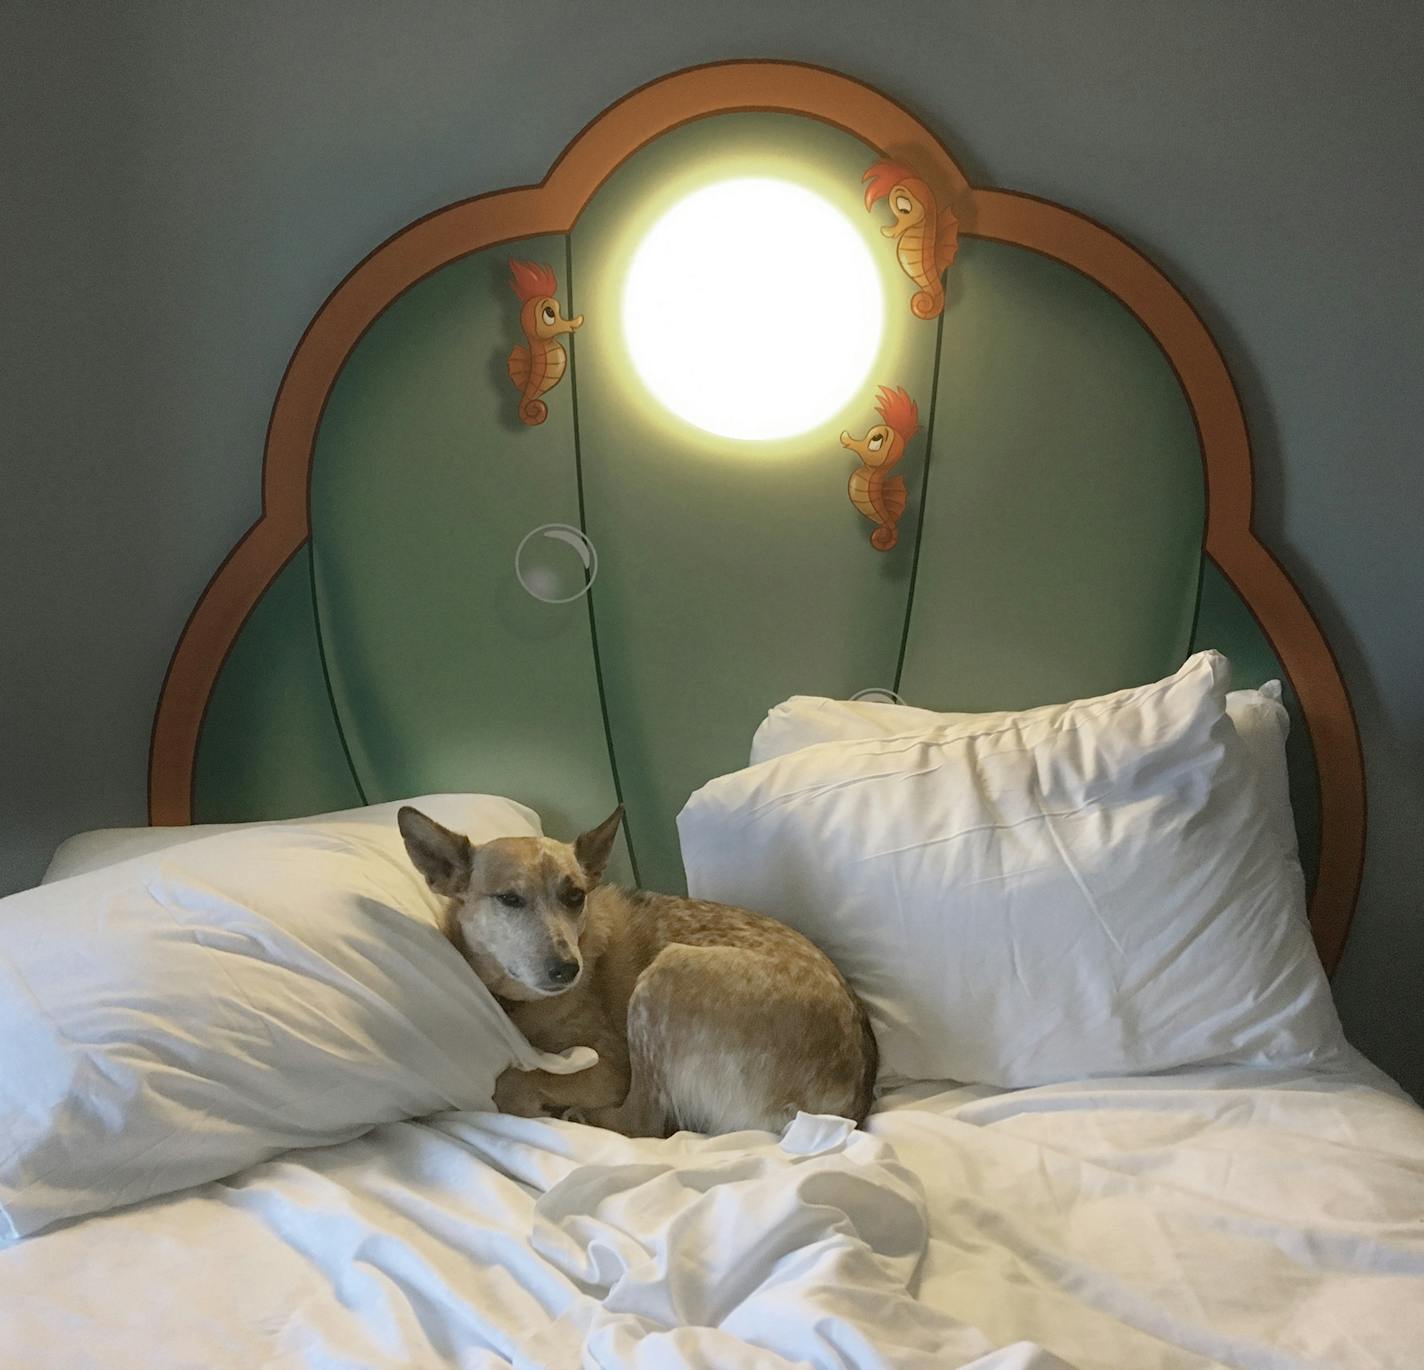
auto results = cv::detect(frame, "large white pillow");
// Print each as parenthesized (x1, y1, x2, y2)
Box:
(0, 795, 593, 1241)
(680, 653, 1343, 1089)
(41, 797, 470, 883)
(43, 821, 263, 883)
(751, 679, 1301, 862)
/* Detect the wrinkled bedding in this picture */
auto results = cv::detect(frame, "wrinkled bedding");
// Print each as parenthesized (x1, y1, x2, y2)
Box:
(3, 1053, 1421, 1369)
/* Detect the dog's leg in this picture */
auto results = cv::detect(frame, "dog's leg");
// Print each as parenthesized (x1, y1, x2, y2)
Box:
(582, 1071, 666, 1136)
(494, 1055, 629, 1120)
(581, 969, 670, 1138)
(493, 1067, 553, 1118)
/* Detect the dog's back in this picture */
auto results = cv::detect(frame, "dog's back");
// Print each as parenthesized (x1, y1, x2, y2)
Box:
(585, 888, 878, 1136)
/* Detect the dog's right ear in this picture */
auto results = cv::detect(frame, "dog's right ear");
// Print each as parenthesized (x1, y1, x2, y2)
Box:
(398, 806, 473, 897)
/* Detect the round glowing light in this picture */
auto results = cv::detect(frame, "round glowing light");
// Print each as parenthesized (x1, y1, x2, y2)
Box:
(622, 178, 883, 441)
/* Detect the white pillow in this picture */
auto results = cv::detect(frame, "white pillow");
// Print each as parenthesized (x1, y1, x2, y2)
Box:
(43, 823, 251, 883)
(752, 681, 1300, 860)
(680, 653, 1342, 1089)
(0, 795, 593, 1241)
(41, 797, 464, 884)
(1221, 682, 1300, 861)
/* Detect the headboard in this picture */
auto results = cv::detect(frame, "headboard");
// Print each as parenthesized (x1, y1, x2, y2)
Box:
(148, 61, 1364, 973)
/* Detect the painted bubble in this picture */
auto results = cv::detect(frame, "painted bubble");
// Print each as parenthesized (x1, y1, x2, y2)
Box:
(515, 523, 598, 603)
(849, 687, 906, 705)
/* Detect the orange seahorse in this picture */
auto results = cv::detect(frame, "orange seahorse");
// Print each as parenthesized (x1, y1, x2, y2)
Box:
(506, 259, 584, 425)
(862, 160, 959, 320)
(840, 386, 919, 551)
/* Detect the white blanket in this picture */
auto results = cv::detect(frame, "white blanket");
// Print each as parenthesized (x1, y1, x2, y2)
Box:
(880, 1057, 1424, 1368)
(3, 1056, 1421, 1369)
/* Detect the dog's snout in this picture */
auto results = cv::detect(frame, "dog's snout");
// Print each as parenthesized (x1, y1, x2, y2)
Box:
(546, 958, 580, 987)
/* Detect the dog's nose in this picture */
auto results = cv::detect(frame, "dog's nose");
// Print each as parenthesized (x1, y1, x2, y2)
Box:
(545, 958, 580, 987)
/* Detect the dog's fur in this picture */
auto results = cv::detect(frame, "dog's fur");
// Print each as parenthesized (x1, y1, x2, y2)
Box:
(398, 804, 878, 1137)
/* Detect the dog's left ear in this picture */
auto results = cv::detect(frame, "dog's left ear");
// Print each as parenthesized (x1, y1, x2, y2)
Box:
(573, 804, 623, 884)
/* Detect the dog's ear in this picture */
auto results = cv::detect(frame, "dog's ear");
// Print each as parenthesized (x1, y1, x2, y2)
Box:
(573, 804, 623, 884)
(398, 806, 473, 896)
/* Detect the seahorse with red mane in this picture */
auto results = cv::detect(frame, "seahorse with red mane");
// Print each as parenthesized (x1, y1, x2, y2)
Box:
(862, 160, 959, 320)
(506, 259, 583, 425)
(841, 385, 919, 551)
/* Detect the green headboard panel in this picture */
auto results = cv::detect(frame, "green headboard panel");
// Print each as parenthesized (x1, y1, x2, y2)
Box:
(194, 545, 362, 822)
(569, 114, 941, 889)
(901, 238, 1203, 709)
(306, 233, 632, 882)
(165, 65, 1359, 968)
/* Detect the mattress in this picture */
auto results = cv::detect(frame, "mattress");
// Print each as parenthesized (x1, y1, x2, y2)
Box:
(3, 1053, 1421, 1369)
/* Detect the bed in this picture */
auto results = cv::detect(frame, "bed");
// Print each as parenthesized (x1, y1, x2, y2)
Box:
(3, 62, 1420, 1369)
(5, 1059, 1421, 1368)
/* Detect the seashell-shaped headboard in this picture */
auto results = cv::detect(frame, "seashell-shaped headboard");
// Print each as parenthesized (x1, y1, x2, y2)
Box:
(149, 61, 1363, 972)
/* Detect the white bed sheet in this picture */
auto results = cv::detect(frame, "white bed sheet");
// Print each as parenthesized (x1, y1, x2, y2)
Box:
(2, 1052, 1421, 1369)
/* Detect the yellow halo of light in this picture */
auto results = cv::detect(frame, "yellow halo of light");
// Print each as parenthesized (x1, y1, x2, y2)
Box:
(621, 177, 884, 442)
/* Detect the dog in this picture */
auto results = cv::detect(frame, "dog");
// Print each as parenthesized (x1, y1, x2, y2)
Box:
(398, 803, 878, 1137)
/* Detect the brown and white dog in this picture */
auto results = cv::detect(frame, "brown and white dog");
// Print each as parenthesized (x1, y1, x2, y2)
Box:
(398, 804, 878, 1137)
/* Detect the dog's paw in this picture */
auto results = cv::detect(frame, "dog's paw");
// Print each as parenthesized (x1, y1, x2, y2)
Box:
(493, 1068, 545, 1118)
(555, 1105, 591, 1125)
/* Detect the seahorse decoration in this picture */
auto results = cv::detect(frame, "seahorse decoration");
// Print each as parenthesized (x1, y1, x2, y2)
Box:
(841, 386, 918, 551)
(506, 259, 584, 425)
(862, 161, 959, 320)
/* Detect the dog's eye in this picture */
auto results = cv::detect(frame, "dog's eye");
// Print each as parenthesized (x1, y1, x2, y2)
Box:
(562, 886, 586, 909)
(495, 891, 524, 909)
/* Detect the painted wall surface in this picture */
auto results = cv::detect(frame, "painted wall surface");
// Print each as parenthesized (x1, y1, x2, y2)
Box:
(2, 1, 1420, 1097)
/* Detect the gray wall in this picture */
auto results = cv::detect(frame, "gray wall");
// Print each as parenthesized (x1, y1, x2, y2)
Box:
(3, 2, 1420, 1098)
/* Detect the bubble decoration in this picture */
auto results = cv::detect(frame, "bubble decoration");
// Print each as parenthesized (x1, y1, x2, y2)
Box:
(515, 524, 599, 604)
(849, 687, 906, 705)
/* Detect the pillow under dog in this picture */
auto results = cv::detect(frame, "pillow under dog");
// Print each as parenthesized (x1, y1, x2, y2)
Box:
(0, 795, 593, 1241)
(40, 794, 511, 883)
(679, 652, 1343, 1088)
